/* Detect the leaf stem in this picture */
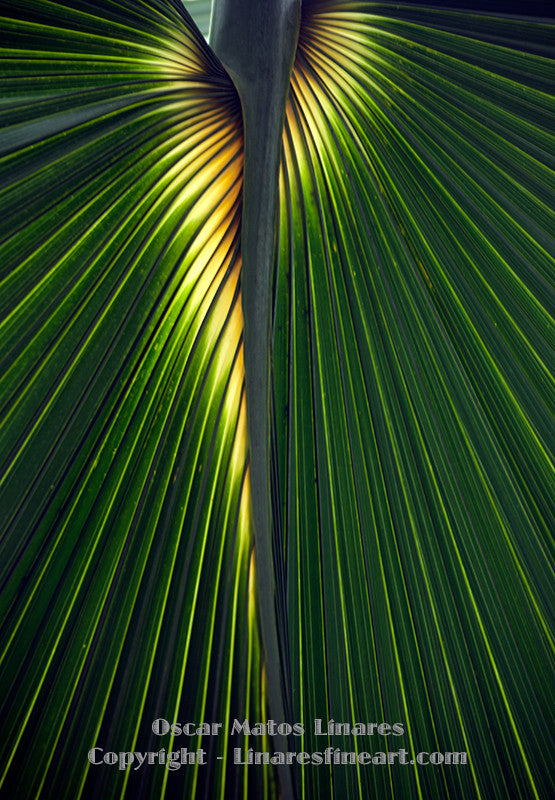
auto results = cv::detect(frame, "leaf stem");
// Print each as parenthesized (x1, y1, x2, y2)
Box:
(210, 1, 300, 794)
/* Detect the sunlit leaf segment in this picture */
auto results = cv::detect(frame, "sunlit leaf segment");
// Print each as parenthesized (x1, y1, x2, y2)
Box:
(0, 2, 268, 798)
(273, 1, 554, 798)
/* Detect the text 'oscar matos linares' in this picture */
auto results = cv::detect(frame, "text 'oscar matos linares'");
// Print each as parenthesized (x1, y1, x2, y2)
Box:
(151, 718, 405, 736)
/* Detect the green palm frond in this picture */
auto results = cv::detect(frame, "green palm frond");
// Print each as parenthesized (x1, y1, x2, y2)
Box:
(0, 2, 269, 798)
(0, 1, 553, 799)
(272, 3, 553, 798)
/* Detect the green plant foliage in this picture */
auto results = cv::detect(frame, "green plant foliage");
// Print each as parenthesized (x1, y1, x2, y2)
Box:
(272, 2, 554, 797)
(0, 2, 269, 798)
(0, 0, 553, 799)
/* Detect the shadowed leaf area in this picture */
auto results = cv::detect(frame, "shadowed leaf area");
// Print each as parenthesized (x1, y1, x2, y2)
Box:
(272, 2, 553, 798)
(0, 0, 553, 799)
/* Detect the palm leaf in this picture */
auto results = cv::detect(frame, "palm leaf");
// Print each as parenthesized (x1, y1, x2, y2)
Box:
(271, 2, 553, 798)
(0, 1, 553, 799)
(0, 2, 270, 798)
